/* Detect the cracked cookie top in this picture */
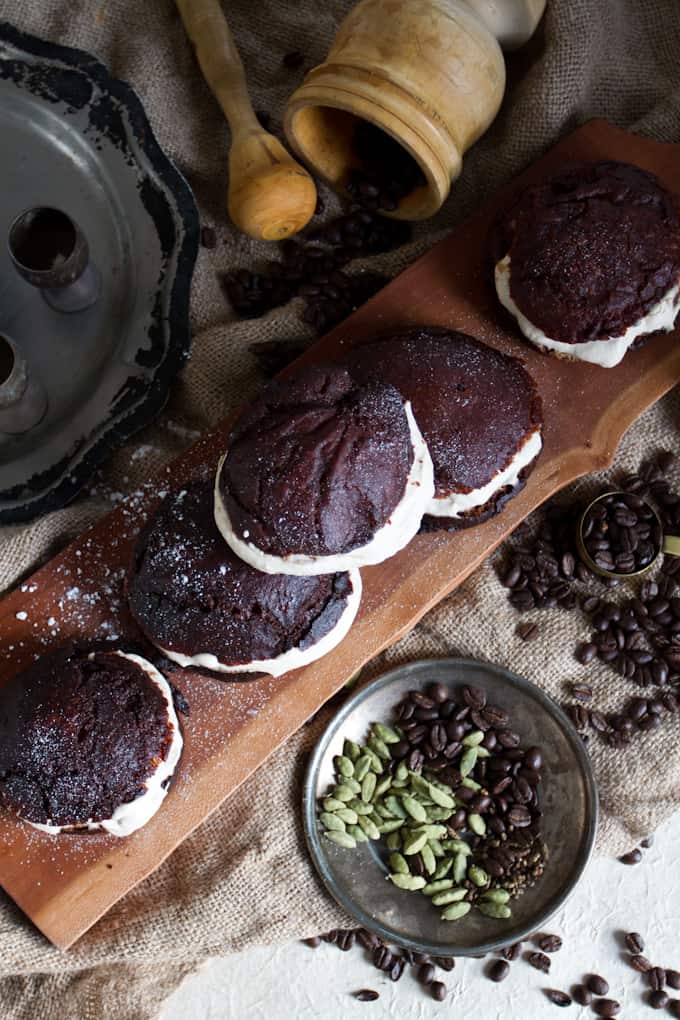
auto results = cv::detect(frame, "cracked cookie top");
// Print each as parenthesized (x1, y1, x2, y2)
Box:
(0, 647, 172, 827)
(217, 363, 414, 558)
(490, 160, 680, 343)
(127, 480, 355, 665)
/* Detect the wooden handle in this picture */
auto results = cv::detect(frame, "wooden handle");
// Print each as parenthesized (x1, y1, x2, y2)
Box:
(175, 0, 256, 133)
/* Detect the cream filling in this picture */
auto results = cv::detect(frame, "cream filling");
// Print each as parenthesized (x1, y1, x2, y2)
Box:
(428, 427, 542, 518)
(158, 567, 362, 677)
(214, 401, 435, 576)
(495, 254, 680, 369)
(27, 651, 183, 838)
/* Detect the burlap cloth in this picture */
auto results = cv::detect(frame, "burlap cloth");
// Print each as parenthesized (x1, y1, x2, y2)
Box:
(1, 0, 679, 1016)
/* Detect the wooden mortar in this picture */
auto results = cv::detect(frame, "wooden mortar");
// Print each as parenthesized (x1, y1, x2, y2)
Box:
(283, 0, 545, 220)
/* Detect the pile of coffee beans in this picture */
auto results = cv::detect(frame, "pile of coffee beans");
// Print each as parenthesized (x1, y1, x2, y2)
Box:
(318, 681, 546, 926)
(346, 120, 426, 212)
(580, 493, 662, 575)
(498, 451, 680, 750)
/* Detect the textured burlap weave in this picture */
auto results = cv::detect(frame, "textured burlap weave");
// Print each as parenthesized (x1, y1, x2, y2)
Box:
(0, 0, 679, 1016)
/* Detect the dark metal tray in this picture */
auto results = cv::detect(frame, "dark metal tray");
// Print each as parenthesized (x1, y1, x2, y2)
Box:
(0, 22, 199, 523)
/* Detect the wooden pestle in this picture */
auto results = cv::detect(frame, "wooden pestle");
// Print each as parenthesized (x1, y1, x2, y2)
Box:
(176, 0, 317, 241)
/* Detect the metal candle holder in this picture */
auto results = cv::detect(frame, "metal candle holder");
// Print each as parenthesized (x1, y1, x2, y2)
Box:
(0, 334, 47, 435)
(8, 206, 101, 313)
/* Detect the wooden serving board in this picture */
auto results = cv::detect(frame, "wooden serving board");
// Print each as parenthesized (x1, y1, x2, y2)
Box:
(2, 121, 680, 950)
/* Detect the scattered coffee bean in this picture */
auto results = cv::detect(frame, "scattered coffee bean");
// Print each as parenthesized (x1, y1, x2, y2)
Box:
(430, 981, 447, 1001)
(587, 974, 610, 995)
(537, 934, 563, 953)
(434, 957, 455, 971)
(670, 1000, 680, 1018)
(619, 848, 642, 865)
(503, 942, 523, 961)
(517, 621, 539, 641)
(594, 999, 620, 1017)
(200, 225, 216, 249)
(630, 954, 652, 973)
(667, 970, 680, 990)
(572, 683, 594, 702)
(648, 989, 669, 1009)
(640, 834, 655, 848)
(624, 932, 644, 954)
(545, 989, 572, 1007)
(648, 966, 666, 990)
(303, 935, 322, 948)
(418, 963, 435, 985)
(354, 989, 380, 1001)
(487, 960, 510, 982)
(527, 951, 551, 973)
(572, 984, 593, 1005)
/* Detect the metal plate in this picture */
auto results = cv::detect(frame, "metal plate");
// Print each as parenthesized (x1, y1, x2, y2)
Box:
(303, 658, 598, 956)
(0, 22, 199, 522)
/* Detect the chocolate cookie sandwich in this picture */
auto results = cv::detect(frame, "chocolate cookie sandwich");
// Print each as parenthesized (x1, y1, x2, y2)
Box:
(129, 480, 361, 675)
(348, 327, 543, 529)
(215, 363, 434, 574)
(0, 647, 182, 837)
(492, 160, 680, 367)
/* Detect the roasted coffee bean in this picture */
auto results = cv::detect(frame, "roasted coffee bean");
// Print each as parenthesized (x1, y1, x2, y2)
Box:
(527, 951, 551, 973)
(619, 848, 642, 865)
(498, 729, 521, 748)
(638, 713, 662, 731)
(484, 705, 510, 727)
(587, 974, 610, 995)
(508, 804, 532, 827)
(354, 989, 380, 1001)
(572, 984, 593, 1005)
(624, 932, 644, 954)
(590, 711, 609, 733)
(523, 746, 543, 771)
(648, 966, 667, 990)
(572, 683, 594, 702)
(389, 958, 405, 982)
(594, 999, 620, 1017)
(373, 945, 389, 969)
(649, 990, 669, 1009)
(630, 954, 652, 972)
(462, 685, 486, 710)
(304, 935, 322, 948)
(545, 989, 572, 1007)
(430, 981, 447, 1001)
(670, 1000, 680, 1019)
(503, 942, 523, 961)
(418, 963, 435, 985)
(537, 934, 563, 953)
(487, 959, 510, 982)
(434, 956, 456, 971)
(428, 682, 450, 704)
(569, 704, 590, 730)
(667, 970, 680, 990)
(357, 929, 380, 950)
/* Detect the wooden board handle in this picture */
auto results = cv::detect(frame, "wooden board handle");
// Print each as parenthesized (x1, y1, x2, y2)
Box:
(175, 0, 256, 133)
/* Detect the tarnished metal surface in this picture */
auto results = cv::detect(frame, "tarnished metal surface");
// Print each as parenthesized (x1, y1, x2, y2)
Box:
(0, 22, 199, 522)
(304, 658, 598, 956)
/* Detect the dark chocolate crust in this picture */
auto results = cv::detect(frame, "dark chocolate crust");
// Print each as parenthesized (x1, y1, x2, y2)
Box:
(348, 327, 542, 503)
(128, 481, 356, 665)
(0, 648, 173, 828)
(491, 160, 680, 344)
(419, 462, 535, 532)
(219, 363, 413, 558)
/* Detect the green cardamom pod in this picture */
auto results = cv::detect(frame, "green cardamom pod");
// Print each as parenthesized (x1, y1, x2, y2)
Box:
(461, 777, 481, 791)
(401, 795, 427, 823)
(363, 748, 384, 774)
(386, 831, 402, 851)
(421, 842, 437, 875)
(319, 811, 345, 832)
(334, 755, 355, 778)
(346, 824, 369, 843)
(378, 818, 404, 834)
(477, 902, 512, 919)
(343, 739, 361, 762)
(372, 722, 400, 744)
(409, 774, 432, 797)
(433, 857, 453, 880)
(480, 888, 510, 904)
(353, 755, 372, 782)
(388, 852, 410, 875)
(467, 813, 486, 836)
(422, 878, 454, 896)
(384, 795, 407, 819)
(432, 888, 468, 906)
(343, 777, 362, 794)
(459, 747, 478, 777)
(374, 776, 392, 798)
(322, 797, 345, 812)
(394, 761, 409, 783)
(427, 785, 455, 809)
(461, 730, 485, 748)
(332, 784, 354, 802)
(367, 736, 391, 761)
(428, 838, 445, 857)
(442, 839, 471, 855)
(361, 772, 377, 803)
(374, 801, 394, 819)
(476, 747, 490, 759)
(335, 807, 358, 825)
(402, 830, 429, 855)
(348, 799, 373, 815)
(324, 829, 356, 849)
(468, 865, 489, 887)
(453, 851, 467, 884)
(440, 901, 471, 921)
(389, 873, 426, 891)
(357, 814, 380, 840)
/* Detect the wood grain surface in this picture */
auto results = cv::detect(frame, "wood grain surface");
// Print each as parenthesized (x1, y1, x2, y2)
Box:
(1, 120, 680, 949)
